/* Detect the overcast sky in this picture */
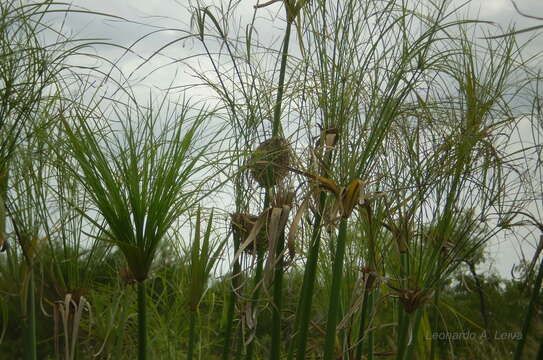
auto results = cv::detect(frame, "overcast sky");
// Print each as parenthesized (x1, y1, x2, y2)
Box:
(52, 0, 543, 94)
(46, 0, 543, 278)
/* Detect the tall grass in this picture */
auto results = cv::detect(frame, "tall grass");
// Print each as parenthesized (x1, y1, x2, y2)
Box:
(57, 94, 221, 359)
(0, 1, 95, 357)
(0, 0, 541, 358)
(180, 0, 535, 358)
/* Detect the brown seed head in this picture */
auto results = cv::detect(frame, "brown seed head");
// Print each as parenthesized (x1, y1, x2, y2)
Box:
(230, 212, 268, 254)
(248, 137, 291, 188)
(119, 266, 136, 286)
(397, 288, 432, 313)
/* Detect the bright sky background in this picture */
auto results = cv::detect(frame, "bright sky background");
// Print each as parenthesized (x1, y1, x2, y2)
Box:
(47, 0, 543, 278)
(54, 0, 543, 94)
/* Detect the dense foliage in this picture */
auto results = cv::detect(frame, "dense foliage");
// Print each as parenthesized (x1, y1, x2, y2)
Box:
(0, 0, 542, 359)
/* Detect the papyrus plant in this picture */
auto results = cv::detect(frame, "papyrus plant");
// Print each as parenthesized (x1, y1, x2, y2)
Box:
(0, 2, 86, 355)
(58, 95, 219, 360)
(185, 207, 225, 360)
(189, 2, 308, 359)
(159, 0, 536, 358)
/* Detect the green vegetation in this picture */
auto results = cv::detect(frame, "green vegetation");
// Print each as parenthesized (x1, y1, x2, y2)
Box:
(1, 0, 542, 359)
